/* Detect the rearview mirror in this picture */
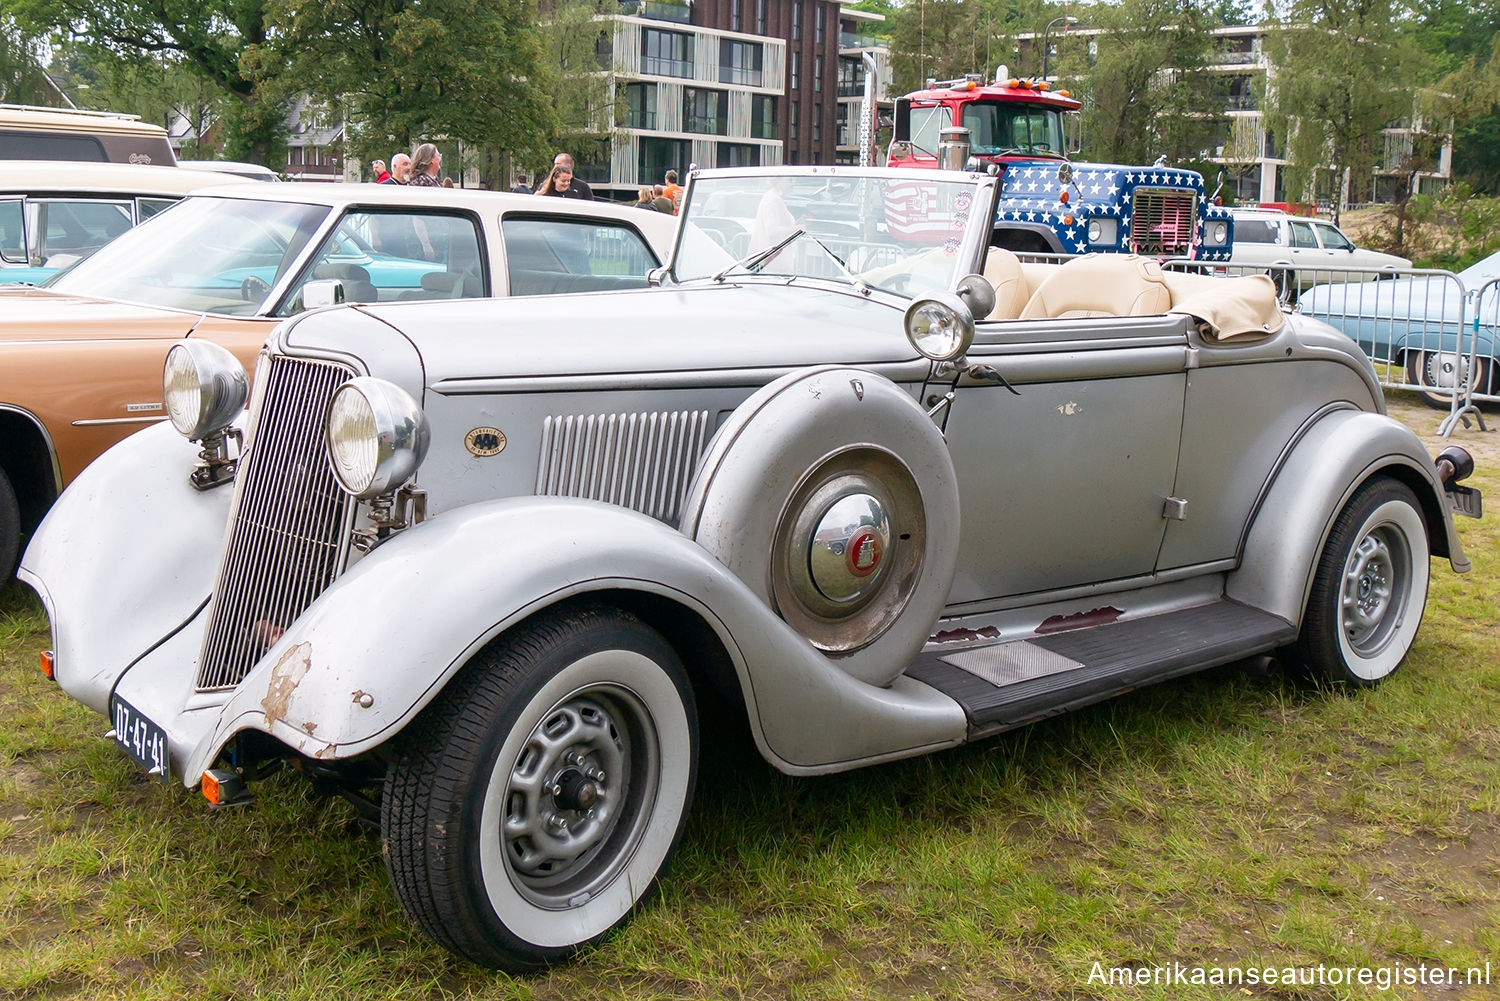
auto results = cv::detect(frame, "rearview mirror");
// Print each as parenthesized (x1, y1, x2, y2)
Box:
(302, 279, 346, 310)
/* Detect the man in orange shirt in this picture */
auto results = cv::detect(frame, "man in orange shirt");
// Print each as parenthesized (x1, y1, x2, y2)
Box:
(662, 169, 684, 214)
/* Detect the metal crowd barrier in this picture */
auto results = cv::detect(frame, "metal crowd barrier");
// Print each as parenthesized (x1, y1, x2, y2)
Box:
(1164, 258, 1494, 437)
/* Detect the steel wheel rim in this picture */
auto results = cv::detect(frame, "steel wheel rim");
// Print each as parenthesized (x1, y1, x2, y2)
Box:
(499, 683, 659, 909)
(1340, 523, 1410, 656)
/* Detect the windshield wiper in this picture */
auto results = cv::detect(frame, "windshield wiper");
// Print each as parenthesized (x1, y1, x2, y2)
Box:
(800, 234, 869, 295)
(712, 227, 805, 282)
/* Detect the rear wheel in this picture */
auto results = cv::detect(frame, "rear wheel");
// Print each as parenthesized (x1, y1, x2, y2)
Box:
(382, 605, 697, 969)
(1406, 350, 1493, 410)
(0, 469, 19, 581)
(1295, 479, 1429, 687)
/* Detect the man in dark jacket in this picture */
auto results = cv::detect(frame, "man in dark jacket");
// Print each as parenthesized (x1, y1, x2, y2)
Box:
(552, 153, 594, 200)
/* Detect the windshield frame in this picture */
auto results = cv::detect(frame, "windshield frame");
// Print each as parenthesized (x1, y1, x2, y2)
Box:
(48, 193, 343, 318)
(669, 166, 998, 299)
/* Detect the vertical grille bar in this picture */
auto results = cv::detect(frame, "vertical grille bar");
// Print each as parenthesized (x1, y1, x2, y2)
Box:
(534, 409, 713, 523)
(196, 356, 356, 691)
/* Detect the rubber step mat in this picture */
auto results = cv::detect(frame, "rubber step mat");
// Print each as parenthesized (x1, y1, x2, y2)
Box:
(907, 600, 1296, 736)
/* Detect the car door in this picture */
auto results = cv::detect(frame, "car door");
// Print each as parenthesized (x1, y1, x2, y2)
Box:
(940, 314, 1189, 606)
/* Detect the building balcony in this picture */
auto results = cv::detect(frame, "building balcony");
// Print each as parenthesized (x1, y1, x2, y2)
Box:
(624, 110, 658, 129)
(622, 0, 693, 23)
(684, 115, 728, 136)
(641, 56, 694, 78)
(839, 31, 886, 50)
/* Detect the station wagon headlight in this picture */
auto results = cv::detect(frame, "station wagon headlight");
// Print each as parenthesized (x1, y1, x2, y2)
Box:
(325, 377, 431, 498)
(904, 292, 975, 362)
(1087, 218, 1118, 245)
(1206, 220, 1229, 246)
(163, 341, 249, 441)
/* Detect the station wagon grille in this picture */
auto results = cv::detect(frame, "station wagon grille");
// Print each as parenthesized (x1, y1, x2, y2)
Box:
(196, 356, 356, 691)
(536, 410, 714, 524)
(1130, 188, 1197, 256)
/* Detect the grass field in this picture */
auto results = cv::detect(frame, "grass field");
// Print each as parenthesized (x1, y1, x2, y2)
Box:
(1, 394, 1496, 1000)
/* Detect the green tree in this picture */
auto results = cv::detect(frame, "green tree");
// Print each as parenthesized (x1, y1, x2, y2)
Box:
(273, 0, 553, 186)
(1262, 0, 1431, 221)
(536, 0, 616, 185)
(0, 14, 53, 104)
(1, 0, 290, 162)
(1053, 0, 1228, 167)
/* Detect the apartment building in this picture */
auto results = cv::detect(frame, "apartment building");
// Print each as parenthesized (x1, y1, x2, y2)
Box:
(1031, 22, 1451, 208)
(584, 0, 890, 199)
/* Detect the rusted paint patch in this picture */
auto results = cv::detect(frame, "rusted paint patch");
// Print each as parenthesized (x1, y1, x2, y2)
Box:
(930, 625, 1002, 644)
(261, 642, 311, 727)
(301, 721, 318, 736)
(1035, 606, 1124, 635)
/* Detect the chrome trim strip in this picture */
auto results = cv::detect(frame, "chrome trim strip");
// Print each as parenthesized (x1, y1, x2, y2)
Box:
(942, 558, 1239, 617)
(69, 416, 171, 427)
(431, 360, 933, 395)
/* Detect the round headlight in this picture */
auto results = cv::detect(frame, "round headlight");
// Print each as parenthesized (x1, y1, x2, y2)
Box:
(903, 292, 975, 361)
(163, 341, 249, 440)
(1087, 219, 1103, 243)
(325, 377, 430, 498)
(1211, 220, 1229, 244)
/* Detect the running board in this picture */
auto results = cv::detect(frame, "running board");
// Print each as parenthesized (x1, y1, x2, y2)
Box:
(907, 601, 1296, 738)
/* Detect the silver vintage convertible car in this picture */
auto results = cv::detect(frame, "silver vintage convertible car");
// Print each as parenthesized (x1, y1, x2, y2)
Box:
(19, 165, 1481, 969)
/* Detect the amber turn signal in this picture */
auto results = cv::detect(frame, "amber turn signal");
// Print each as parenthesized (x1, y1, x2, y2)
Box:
(39, 650, 55, 681)
(1059, 190, 1070, 204)
(201, 768, 251, 807)
(1064, 215, 1075, 225)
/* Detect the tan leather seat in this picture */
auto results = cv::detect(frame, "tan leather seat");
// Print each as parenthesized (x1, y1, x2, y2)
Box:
(1019, 254, 1172, 320)
(981, 247, 1029, 319)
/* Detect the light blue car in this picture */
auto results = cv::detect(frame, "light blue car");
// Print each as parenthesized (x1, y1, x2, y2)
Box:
(1298, 249, 1500, 408)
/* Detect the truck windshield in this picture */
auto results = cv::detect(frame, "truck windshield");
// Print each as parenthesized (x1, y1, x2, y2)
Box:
(962, 102, 1065, 157)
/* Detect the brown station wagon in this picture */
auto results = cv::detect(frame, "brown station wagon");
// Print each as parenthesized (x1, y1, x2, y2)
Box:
(0, 183, 676, 576)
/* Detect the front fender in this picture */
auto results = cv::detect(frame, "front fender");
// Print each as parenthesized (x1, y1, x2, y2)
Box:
(185, 497, 967, 781)
(19, 420, 230, 713)
(1227, 408, 1469, 628)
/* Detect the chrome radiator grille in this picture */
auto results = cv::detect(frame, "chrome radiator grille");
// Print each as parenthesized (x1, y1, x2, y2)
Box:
(536, 410, 714, 524)
(1130, 188, 1197, 256)
(196, 356, 355, 691)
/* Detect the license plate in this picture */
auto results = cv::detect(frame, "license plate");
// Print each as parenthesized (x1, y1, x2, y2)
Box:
(110, 695, 171, 784)
(1446, 484, 1483, 519)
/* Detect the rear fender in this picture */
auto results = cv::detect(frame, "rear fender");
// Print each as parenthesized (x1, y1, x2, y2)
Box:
(1227, 409, 1469, 628)
(185, 497, 967, 780)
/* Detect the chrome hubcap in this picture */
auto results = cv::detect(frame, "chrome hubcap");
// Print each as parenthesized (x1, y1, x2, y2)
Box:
(500, 687, 654, 905)
(808, 491, 891, 604)
(1340, 528, 1405, 653)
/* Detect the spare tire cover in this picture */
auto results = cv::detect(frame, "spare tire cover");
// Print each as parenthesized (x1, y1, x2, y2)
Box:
(681, 366, 960, 687)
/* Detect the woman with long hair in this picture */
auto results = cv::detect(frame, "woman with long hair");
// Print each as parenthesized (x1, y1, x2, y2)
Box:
(410, 143, 442, 187)
(536, 163, 576, 197)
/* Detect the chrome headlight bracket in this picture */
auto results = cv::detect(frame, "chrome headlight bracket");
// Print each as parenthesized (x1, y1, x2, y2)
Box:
(189, 426, 244, 492)
(352, 485, 428, 553)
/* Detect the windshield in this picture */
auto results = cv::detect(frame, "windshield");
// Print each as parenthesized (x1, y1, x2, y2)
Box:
(50, 196, 329, 315)
(674, 171, 984, 298)
(962, 101, 1065, 157)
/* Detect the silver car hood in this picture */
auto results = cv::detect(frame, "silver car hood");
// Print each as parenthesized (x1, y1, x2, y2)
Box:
(347, 282, 919, 386)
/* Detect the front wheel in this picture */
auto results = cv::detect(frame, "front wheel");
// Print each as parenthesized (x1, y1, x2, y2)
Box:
(382, 605, 698, 969)
(1295, 479, 1430, 687)
(1406, 350, 1493, 411)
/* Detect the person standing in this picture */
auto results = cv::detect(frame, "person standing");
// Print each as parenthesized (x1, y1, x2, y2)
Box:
(662, 169, 683, 213)
(382, 152, 411, 184)
(410, 143, 442, 187)
(552, 153, 594, 200)
(536, 163, 583, 198)
(511, 173, 531, 194)
(371, 159, 391, 183)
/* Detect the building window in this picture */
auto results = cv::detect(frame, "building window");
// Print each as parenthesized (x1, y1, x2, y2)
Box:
(790, 51, 799, 91)
(815, 3, 824, 45)
(838, 56, 862, 97)
(789, 102, 798, 141)
(752, 94, 777, 140)
(638, 137, 689, 183)
(792, 1, 801, 41)
(683, 88, 729, 136)
(812, 105, 821, 142)
(731, 0, 741, 32)
(756, 0, 766, 34)
(641, 28, 693, 78)
(623, 81, 658, 129)
(595, 30, 613, 70)
(814, 55, 823, 93)
(716, 143, 759, 167)
(719, 39, 763, 86)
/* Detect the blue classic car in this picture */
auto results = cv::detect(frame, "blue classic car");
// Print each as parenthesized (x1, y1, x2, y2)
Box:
(1298, 249, 1500, 408)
